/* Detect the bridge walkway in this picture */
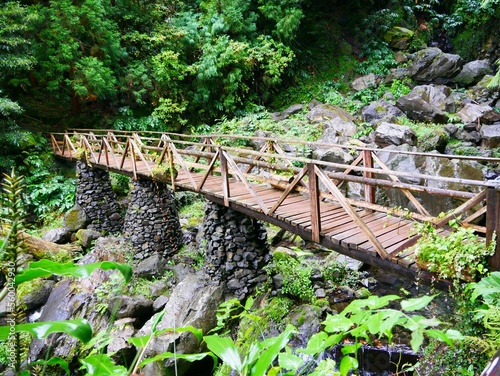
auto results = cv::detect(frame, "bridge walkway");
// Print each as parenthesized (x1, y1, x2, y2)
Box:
(50, 130, 500, 280)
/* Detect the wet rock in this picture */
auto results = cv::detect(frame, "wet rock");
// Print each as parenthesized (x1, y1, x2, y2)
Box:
(139, 272, 223, 376)
(112, 296, 153, 322)
(307, 104, 355, 123)
(384, 26, 414, 50)
(134, 253, 169, 280)
(409, 47, 463, 84)
(362, 100, 405, 126)
(453, 60, 492, 86)
(42, 227, 72, 244)
(352, 73, 377, 91)
(271, 104, 304, 121)
(371, 122, 417, 147)
(63, 204, 88, 232)
(481, 123, 500, 148)
(470, 75, 500, 105)
(20, 280, 55, 311)
(75, 228, 101, 248)
(396, 85, 452, 123)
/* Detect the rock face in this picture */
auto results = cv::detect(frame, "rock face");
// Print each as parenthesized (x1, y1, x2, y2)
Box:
(362, 100, 405, 126)
(76, 161, 123, 234)
(202, 201, 270, 300)
(396, 85, 452, 123)
(481, 123, 500, 148)
(408, 47, 463, 84)
(371, 122, 417, 147)
(456, 103, 500, 125)
(139, 272, 224, 376)
(453, 60, 492, 86)
(123, 179, 183, 260)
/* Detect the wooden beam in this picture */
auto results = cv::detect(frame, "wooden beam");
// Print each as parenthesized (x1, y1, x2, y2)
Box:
(220, 150, 230, 207)
(308, 163, 321, 243)
(314, 165, 388, 259)
(363, 149, 375, 212)
(486, 187, 500, 270)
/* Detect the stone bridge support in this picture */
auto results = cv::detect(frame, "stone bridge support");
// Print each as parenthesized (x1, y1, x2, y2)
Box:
(202, 201, 270, 300)
(76, 161, 123, 234)
(123, 179, 183, 260)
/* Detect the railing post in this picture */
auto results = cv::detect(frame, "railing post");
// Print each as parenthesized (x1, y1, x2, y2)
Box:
(486, 186, 500, 270)
(308, 163, 321, 243)
(363, 149, 375, 213)
(220, 150, 230, 207)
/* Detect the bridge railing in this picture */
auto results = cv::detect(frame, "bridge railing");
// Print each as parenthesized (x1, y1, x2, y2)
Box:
(50, 129, 500, 264)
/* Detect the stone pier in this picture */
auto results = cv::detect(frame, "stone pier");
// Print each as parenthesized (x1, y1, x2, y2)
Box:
(76, 161, 123, 234)
(123, 179, 183, 260)
(202, 201, 270, 300)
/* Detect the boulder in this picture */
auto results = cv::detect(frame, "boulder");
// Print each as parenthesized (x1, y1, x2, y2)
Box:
(481, 123, 500, 148)
(306, 103, 355, 123)
(75, 228, 101, 248)
(20, 280, 55, 311)
(456, 103, 500, 125)
(352, 73, 377, 91)
(371, 122, 417, 147)
(42, 227, 72, 244)
(362, 100, 405, 126)
(384, 26, 414, 50)
(396, 86, 450, 123)
(470, 75, 500, 105)
(409, 47, 463, 84)
(111, 295, 153, 321)
(271, 104, 304, 121)
(28, 237, 135, 363)
(63, 204, 88, 232)
(139, 272, 224, 376)
(453, 60, 492, 86)
(318, 117, 358, 144)
(134, 253, 169, 280)
(312, 147, 355, 168)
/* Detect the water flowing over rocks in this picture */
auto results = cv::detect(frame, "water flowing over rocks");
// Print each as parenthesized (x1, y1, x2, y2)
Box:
(123, 179, 183, 260)
(202, 201, 271, 300)
(76, 161, 123, 234)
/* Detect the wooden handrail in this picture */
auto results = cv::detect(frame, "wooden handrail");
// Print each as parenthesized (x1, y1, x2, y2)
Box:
(50, 130, 497, 261)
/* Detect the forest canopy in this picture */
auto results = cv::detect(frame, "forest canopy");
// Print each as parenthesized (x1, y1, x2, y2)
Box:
(1, 0, 499, 135)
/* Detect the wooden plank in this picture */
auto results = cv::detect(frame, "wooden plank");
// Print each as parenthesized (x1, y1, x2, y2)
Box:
(268, 165, 308, 215)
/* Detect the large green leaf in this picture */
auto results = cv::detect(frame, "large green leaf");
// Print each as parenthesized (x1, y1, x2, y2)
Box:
(29, 356, 70, 375)
(251, 324, 297, 376)
(80, 354, 128, 375)
(204, 335, 242, 373)
(400, 295, 436, 312)
(138, 351, 216, 369)
(339, 355, 358, 376)
(15, 260, 133, 285)
(0, 319, 92, 343)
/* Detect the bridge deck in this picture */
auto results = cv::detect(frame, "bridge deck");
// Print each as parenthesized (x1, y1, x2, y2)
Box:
(51, 130, 500, 282)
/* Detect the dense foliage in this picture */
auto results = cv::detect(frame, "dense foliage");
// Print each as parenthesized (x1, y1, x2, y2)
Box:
(0, 0, 499, 135)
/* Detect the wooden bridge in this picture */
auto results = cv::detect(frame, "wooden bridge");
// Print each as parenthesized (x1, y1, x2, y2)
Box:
(50, 130, 500, 280)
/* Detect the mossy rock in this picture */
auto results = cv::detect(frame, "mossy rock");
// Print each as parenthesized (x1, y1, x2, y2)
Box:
(63, 204, 89, 232)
